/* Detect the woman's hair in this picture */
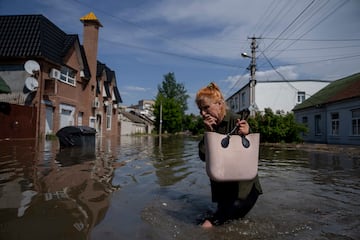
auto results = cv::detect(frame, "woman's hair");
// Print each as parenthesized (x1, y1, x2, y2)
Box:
(195, 82, 227, 115)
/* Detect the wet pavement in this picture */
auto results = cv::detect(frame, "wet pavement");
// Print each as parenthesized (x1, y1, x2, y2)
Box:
(0, 136, 359, 240)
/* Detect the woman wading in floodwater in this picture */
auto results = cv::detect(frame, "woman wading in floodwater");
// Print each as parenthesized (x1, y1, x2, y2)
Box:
(196, 82, 262, 228)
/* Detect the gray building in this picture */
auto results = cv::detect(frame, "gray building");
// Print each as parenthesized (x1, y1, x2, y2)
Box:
(293, 73, 360, 145)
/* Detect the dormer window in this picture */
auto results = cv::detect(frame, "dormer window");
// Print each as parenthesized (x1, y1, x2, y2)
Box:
(297, 91, 306, 103)
(60, 66, 76, 86)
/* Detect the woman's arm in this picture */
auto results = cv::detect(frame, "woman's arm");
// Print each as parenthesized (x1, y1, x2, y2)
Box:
(236, 119, 250, 135)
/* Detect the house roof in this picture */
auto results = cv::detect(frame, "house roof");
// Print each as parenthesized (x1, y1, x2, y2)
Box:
(96, 61, 122, 103)
(0, 14, 90, 79)
(113, 87, 123, 103)
(293, 72, 360, 111)
(0, 15, 65, 64)
(122, 111, 146, 124)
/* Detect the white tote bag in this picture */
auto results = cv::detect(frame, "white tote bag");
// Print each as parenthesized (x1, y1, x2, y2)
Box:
(204, 132, 260, 181)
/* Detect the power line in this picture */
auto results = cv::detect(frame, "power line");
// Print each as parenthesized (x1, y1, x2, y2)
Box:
(265, 44, 360, 52)
(73, 0, 215, 58)
(261, 0, 316, 53)
(274, 54, 360, 67)
(261, 51, 330, 107)
(261, 37, 360, 42)
(224, 68, 249, 98)
(100, 37, 242, 69)
(264, 0, 350, 61)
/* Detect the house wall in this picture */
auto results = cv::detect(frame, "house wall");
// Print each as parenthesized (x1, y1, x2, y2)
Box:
(94, 72, 119, 139)
(227, 86, 249, 113)
(256, 81, 329, 113)
(295, 107, 327, 143)
(295, 98, 360, 145)
(120, 118, 146, 135)
(46, 46, 94, 132)
(326, 99, 360, 145)
(227, 80, 330, 113)
(0, 14, 121, 141)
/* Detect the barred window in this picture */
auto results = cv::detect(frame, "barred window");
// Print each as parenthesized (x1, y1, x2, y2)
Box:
(352, 109, 360, 136)
(331, 113, 339, 136)
(315, 115, 322, 136)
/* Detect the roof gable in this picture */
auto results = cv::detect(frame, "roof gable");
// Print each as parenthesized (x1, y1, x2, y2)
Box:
(96, 61, 122, 103)
(0, 14, 91, 79)
(293, 72, 360, 111)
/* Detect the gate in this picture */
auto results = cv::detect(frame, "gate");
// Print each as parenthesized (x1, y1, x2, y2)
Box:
(0, 103, 37, 139)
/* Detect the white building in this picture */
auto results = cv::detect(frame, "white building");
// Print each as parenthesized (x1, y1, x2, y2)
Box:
(226, 80, 331, 114)
(128, 99, 155, 120)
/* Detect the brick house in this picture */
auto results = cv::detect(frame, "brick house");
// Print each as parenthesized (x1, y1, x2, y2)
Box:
(0, 13, 122, 140)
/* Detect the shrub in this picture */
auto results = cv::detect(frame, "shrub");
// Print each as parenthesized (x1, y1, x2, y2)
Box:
(248, 108, 307, 143)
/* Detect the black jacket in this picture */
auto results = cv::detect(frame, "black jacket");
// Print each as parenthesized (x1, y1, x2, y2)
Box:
(198, 110, 263, 201)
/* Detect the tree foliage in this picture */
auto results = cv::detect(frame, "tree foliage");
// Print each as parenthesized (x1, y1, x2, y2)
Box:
(154, 72, 189, 134)
(248, 108, 307, 143)
(183, 114, 205, 135)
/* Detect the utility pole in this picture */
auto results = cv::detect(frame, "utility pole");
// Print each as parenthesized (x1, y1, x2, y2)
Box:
(242, 36, 258, 116)
(159, 101, 162, 136)
(249, 36, 257, 116)
(159, 100, 163, 147)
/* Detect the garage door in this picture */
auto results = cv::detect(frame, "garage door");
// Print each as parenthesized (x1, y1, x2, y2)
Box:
(59, 104, 75, 129)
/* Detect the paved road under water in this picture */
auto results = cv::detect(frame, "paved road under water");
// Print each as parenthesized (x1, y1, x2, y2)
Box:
(0, 136, 359, 240)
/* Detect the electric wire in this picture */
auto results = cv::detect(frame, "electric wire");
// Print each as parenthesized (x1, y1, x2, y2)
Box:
(261, 0, 316, 54)
(260, 50, 327, 106)
(99, 37, 242, 69)
(69, 0, 358, 97)
(268, 0, 350, 60)
(73, 0, 216, 58)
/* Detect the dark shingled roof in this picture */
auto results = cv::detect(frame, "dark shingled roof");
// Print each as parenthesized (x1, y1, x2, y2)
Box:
(0, 14, 66, 64)
(113, 87, 123, 103)
(293, 72, 360, 111)
(97, 61, 122, 103)
(0, 14, 91, 80)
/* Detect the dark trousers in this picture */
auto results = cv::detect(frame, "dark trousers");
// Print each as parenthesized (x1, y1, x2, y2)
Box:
(210, 185, 260, 225)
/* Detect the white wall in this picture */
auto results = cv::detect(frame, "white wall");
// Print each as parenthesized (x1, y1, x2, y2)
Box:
(227, 80, 330, 113)
(256, 81, 330, 113)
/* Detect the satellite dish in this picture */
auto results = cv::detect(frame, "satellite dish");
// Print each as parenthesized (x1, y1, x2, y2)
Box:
(24, 60, 40, 74)
(25, 77, 39, 92)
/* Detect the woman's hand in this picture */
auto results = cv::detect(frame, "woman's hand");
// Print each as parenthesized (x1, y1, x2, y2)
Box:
(236, 119, 249, 135)
(203, 115, 217, 131)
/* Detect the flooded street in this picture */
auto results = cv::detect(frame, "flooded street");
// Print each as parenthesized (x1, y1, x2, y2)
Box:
(0, 136, 359, 240)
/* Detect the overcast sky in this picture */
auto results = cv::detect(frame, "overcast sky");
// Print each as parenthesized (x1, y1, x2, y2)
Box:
(1, 0, 359, 114)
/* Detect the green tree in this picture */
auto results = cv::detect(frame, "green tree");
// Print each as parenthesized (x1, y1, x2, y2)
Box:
(248, 108, 307, 143)
(154, 72, 189, 134)
(183, 114, 205, 135)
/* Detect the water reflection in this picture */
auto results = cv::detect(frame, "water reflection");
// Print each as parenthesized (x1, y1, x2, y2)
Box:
(1, 137, 359, 240)
(0, 137, 119, 239)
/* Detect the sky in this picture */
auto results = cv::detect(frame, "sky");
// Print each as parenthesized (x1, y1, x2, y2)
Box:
(1, 0, 360, 114)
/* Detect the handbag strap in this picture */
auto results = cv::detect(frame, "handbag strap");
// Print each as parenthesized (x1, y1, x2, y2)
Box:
(221, 108, 250, 148)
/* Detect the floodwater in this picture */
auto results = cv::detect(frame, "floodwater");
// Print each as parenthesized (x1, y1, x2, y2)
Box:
(0, 135, 359, 240)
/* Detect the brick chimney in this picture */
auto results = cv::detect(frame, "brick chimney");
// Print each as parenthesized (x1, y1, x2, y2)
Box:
(80, 12, 102, 84)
